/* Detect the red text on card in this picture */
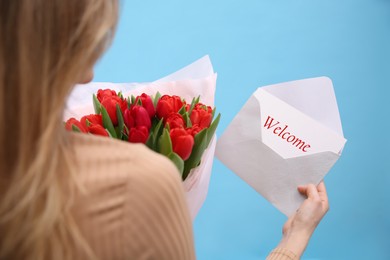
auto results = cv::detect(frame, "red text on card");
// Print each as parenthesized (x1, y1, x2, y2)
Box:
(263, 116, 311, 152)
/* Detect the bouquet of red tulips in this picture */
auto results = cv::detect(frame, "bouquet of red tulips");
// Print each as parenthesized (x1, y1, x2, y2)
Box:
(65, 89, 220, 180)
(64, 56, 218, 220)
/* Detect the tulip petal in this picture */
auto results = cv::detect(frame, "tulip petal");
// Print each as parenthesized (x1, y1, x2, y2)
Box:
(128, 126, 149, 143)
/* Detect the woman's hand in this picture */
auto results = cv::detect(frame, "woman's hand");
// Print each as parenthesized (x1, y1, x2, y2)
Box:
(278, 181, 329, 257)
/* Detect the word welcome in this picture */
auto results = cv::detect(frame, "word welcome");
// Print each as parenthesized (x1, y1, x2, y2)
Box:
(263, 116, 311, 152)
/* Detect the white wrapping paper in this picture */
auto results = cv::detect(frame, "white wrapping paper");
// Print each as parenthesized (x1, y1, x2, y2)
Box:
(65, 56, 217, 220)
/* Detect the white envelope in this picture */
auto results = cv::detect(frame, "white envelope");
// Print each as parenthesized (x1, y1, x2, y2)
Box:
(215, 77, 347, 216)
(64, 56, 217, 221)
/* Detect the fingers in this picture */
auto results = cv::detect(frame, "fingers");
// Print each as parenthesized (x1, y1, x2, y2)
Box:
(317, 181, 329, 211)
(297, 185, 306, 194)
(306, 184, 321, 200)
(298, 182, 330, 211)
(317, 181, 328, 198)
(297, 184, 320, 200)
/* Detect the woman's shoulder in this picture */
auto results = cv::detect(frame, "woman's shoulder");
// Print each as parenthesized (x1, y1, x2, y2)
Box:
(67, 132, 181, 183)
(67, 132, 185, 207)
(68, 133, 194, 259)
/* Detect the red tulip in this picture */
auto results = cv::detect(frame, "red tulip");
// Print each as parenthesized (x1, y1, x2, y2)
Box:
(80, 114, 103, 127)
(190, 103, 212, 129)
(156, 95, 185, 119)
(128, 126, 149, 143)
(186, 124, 202, 137)
(65, 118, 88, 133)
(170, 128, 194, 160)
(100, 96, 127, 126)
(165, 113, 185, 129)
(87, 124, 109, 137)
(135, 93, 155, 118)
(97, 89, 117, 102)
(124, 105, 151, 130)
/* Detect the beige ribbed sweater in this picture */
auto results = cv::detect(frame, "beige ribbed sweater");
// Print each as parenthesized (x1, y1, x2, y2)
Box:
(68, 133, 297, 260)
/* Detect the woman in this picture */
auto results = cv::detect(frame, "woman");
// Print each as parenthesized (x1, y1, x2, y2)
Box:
(0, 0, 329, 259)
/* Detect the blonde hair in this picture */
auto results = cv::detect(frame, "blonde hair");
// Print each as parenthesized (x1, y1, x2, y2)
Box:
(0, 0, 118, 259)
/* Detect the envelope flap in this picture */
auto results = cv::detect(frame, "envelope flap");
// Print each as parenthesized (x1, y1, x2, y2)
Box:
(262, 77, 344, 137)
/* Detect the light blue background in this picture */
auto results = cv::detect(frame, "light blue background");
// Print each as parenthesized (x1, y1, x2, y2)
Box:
(94, 1, 390, 259)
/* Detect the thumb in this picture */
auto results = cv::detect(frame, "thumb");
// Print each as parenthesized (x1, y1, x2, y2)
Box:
(298, 184, 320, 200)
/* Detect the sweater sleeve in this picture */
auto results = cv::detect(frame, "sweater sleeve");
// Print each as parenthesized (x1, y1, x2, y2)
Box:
(266, 247, 299, 260)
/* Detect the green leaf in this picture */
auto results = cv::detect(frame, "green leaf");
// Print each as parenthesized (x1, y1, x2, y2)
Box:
(211, 107, 216, 120)
(183, 112, 192, 128)
(158, 128, 173, 156)
(152, 118, 164, 151)
(145, 132, 154, 150)
(122, 125, 129, 141)
(188, 96, 197, 116)
(106, 129, 113, 138)
(115, 126, 121, 138)
(178, 105, 186, 116)
(153, 92, 161, 108)
(131, 95, 136, 104)
(116, 104, 124, 139)
(153, 118, 164, 137)
(101, 106, 117, 138)
(168, 152, 184, 176)
(93, 94, 102, 114)
(206, 113, 221, 147)
(127, 97, 131, 109)
(85, 119, 92, 127)
(182, 128, 208, 180)
(71, 125, 82, 133)
(136, 98, 142, 106)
